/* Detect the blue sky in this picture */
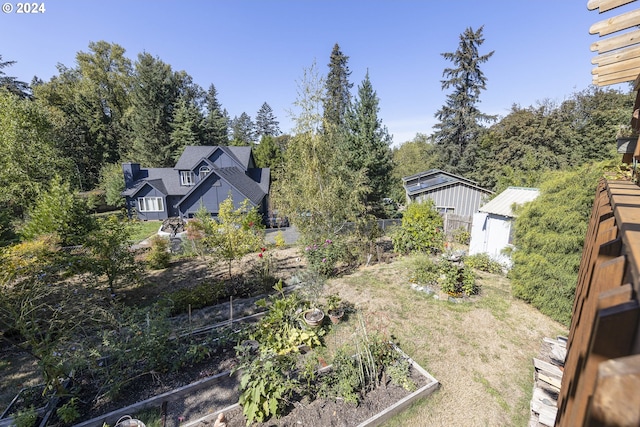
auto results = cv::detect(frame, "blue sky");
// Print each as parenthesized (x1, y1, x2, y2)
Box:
(0, 0, 628, 145)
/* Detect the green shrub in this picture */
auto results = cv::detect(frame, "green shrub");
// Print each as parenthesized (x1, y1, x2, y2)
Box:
(452, 226, 471, 245)
(147, 236, 171, 270)
(412, 257, 440, 285)
(166, 281, 226, 315)
(464, 253, 503, 274)
(303, 238, 347, 277)
(510, 164, 605, 326)
(56, 398, 80, 424)
(439, 260, 479, 297)
(392, 200, 444, 254)
(14, 405, 38, 427)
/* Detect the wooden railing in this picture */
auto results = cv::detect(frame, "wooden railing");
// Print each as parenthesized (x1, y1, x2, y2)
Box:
(555, 178, 640, 426)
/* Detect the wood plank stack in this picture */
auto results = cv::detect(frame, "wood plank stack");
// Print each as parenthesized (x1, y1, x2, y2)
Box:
(529, 337, 566, 427)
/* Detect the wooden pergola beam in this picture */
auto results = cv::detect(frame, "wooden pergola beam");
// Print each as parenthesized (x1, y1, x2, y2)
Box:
(588, 0, 637, 13)
(591, 28, 640, 54)
(592, 43, 640, 65)
(590, 8, 640, 36)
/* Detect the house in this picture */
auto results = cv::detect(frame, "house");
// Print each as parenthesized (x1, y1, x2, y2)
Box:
(402, 170, 493, 231)
(121, 145, 270, 221)
(468, 186, 539, 267)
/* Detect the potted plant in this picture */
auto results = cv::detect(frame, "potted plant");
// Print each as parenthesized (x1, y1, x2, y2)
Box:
(326, 293, 344, 324)
(303, 306, 325, 327)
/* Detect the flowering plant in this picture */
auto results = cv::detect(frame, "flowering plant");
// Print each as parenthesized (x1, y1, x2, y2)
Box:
(303, 238, 344, 277)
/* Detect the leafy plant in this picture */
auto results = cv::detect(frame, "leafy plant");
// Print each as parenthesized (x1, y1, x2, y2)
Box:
(274, 231, 286, 248)
(234, 349, 297, 425)
(147, 236, 171, 269)
(165, 280, 225, 315)
(20, 175, 95, 245)
(452, 226, 471, 245)
(439, 260, 479, 297)
(387, 358, 417, 392)
(412, 257, 441, 286)
(392, 200, 444, 254)
(303, 238, 346, 277)
(464, 253, 503, 274)
(251, 281, 323, 355)
(13, 405, 38, 427)
(56, 397, 80, 423)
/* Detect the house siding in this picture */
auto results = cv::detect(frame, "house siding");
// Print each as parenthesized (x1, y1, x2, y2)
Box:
(178, 181, 255, 218)
(134, 185, 168, 221)
(209, 150, 239, 169)
(412, 183, 488, 219)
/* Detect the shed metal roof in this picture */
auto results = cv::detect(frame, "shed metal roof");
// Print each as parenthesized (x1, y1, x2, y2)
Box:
(479, 187, 540, 217)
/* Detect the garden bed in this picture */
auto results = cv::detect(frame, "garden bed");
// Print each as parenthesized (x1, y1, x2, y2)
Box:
(75, 346, 438, 427)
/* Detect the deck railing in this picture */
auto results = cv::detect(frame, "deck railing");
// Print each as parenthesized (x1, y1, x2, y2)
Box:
(555, 178, 640, 426)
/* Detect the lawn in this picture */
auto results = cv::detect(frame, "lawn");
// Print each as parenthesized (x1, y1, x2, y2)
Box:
(129, 219, 162, 243)
(323, 254, 567, 426)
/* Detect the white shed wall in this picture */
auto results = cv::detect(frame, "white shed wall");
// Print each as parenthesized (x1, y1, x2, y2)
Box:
(469, 212, 513, 267)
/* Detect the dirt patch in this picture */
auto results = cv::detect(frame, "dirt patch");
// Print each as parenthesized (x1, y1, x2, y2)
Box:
(124, 246, 306, 306)
(218, 367, 430, 427)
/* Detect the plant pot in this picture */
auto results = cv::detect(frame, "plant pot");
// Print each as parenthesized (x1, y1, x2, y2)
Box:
(328, 309, 344, 324)
(303, 308, 324, 327)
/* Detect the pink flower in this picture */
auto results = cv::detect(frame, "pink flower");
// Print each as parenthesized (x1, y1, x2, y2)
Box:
(322, 258, 326, 263)
(258, 253, 263, 258)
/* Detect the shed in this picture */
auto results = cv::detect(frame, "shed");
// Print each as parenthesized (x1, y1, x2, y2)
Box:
(402, 169, 493, 222)
(468, 187, 539, 267)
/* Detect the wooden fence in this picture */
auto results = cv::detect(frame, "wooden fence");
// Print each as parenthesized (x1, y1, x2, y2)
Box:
(555, 178, 640, 426)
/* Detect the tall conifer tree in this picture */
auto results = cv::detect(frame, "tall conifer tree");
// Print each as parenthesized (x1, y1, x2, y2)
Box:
(346, 71, 393, 215)
(323, 43, 353, 133)
(255, 102, 281, 138)
(433, 26, 494, 173)
(203, 84, 229, 145)
(126, 52, 180, 166)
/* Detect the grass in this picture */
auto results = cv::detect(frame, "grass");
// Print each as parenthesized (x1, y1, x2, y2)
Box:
(129, 220, 162, 243)
(323, 253, 567, 427)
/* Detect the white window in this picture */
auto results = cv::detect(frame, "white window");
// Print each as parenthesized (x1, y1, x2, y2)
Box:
(181, 171, 195, 186)
(200, 166, 211, 178)
(436, 206, 455, 214)
(138, 197, 164, 212)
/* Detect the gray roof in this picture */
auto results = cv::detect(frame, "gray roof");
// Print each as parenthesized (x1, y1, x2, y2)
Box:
(214, 167, 266, 205)
(174, 146, 217, 170)
(479, 187, 540, 217)
(122, 168, 192, 197)
(173, 145, 252, 170)
(403, 169, 491, 196)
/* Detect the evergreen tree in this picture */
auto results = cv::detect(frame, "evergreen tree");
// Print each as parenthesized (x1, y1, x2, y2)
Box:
(203, 84, 229, 145)
(255, 102, 281, 138)
(433, 26, 495, 173)
(230, 112, 255, 146)
(254, 135, 284, 172)
(126, 52, 180, 166)
(346, 71, 394, 215)
(0, 55, 30, 98)
(170, 95, 205, 160)
(323, 43, 353, 133)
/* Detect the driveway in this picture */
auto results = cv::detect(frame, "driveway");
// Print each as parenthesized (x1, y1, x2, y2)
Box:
(265, 225, 299, 245)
